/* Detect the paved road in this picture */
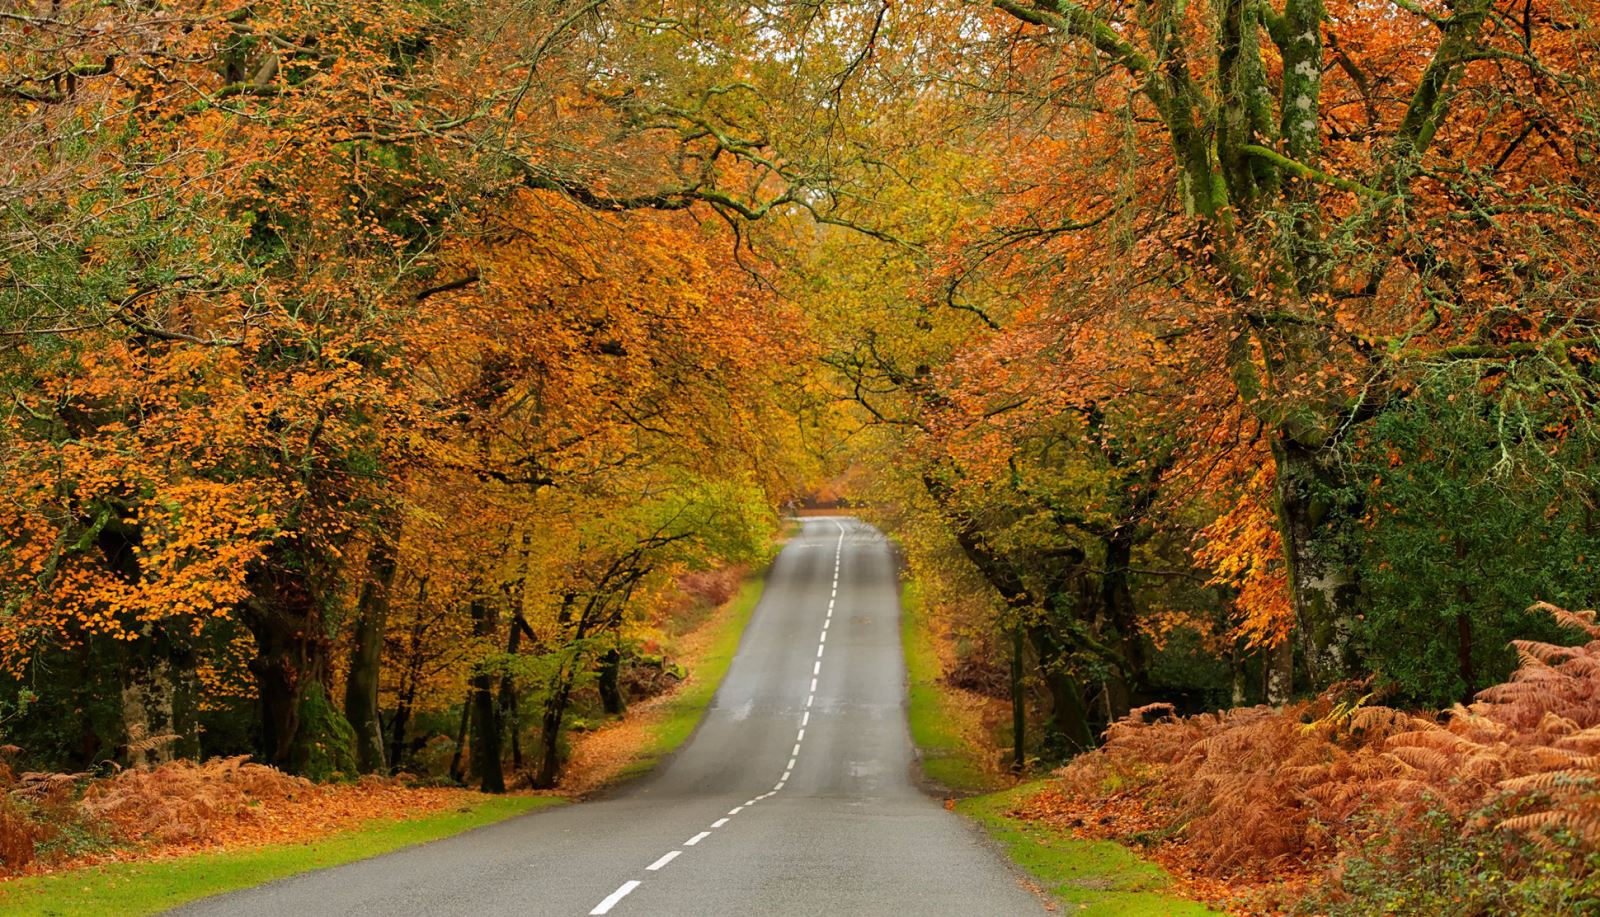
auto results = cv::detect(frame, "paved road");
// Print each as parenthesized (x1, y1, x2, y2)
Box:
(175, 517, 1046, 916)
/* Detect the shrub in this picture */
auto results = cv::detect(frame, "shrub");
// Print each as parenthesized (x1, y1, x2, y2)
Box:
(1053, 604, 1600, 899)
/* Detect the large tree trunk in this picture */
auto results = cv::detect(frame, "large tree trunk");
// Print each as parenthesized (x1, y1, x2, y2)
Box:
(468, 599, 505, 793)
(534, 595, 587, 790)
(448, 689, 471, 785)
(1266, 638, 1294, 705)
(344, 536, 397, 775)
(1273, 436, 1360, 689)
(534, 672, 574, 790)
(1009, 627, 1025, 772)
(245, 556, 357, 779)
(1027, 624, 1096, 754)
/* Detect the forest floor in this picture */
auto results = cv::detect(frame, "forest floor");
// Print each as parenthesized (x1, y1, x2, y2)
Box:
(0, 571, 769, 915)
(899, 579, 1221, 915)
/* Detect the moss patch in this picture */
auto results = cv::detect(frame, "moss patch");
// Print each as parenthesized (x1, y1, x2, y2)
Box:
(0, 795, 564, 917)
(291, 682, 358, 782)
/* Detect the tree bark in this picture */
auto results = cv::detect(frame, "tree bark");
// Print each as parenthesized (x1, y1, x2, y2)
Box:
(468, 599, 505, 793)
(498, 612, 535, 773)
(1273, 436, 1359, 688)
(1009, 627, 1025, 772)
(448, 688, 470, 785)
(597, 646, 626, 716)
(344, 536, 397, 775)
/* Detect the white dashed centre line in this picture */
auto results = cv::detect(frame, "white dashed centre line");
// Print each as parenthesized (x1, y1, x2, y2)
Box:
(588, 520, 850, 916)
(590, 881, 640, 915)
(646, 851, 680, 871)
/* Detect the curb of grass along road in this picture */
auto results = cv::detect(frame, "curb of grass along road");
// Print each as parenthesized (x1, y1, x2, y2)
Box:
(0, 795, 567, 917)
(898, 580, 1216, 915)
(956, 783, 1220, 916)
(899, 578, 1006, 796)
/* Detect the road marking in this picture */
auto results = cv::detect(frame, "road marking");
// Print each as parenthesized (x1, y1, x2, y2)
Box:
(646, 851, 680, 871)
(590, 881, 640, 914)
(585, 520, 847, 915)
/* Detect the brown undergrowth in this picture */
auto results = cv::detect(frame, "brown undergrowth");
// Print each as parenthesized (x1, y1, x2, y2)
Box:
(0, 757, 485, 878)
(1029, 603, 1600, 913)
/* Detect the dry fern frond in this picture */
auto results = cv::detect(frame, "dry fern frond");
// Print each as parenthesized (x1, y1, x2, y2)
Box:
(82, 755, 312, 844)
(1049, 603, 1600, 878)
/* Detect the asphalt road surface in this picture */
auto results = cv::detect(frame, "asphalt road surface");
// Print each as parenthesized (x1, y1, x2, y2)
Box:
(174, 517, 1047, 916)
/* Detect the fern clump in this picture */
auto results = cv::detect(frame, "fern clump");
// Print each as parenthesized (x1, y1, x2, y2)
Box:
(1049, 604, 1600, 908)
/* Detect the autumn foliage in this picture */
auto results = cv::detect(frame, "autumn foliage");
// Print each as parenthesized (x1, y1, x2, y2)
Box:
(1036, 604, 1600, 906)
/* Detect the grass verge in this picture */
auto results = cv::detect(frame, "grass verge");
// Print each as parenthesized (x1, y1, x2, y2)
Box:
(899, 577, 1214, 914)
(901, 579, 1001, 793)
(957, 783, 1218, 916)
(0, 795, 565, 917)
(606, 573, 767, 785)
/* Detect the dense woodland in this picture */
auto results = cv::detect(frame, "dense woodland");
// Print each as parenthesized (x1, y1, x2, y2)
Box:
(3, 0, 1600, 909)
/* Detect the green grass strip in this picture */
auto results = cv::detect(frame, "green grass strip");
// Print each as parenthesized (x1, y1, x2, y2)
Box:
(608, 573, 767, 785)
(0, 795, 566, 917)
(898, 579, 1215, 913)
(900, 579, 1001, 793)
(958, 782, 1219, 916)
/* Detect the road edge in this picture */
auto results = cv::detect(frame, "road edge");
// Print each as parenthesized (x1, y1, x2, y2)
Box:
(896, 572, 1218, 916)
(575, 567, 772, 798)
(0, 795, 567, 917)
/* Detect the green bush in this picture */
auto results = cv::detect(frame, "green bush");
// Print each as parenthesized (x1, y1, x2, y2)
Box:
(1352, 372, 1600, 707)
(1309, 805, 1600, 917)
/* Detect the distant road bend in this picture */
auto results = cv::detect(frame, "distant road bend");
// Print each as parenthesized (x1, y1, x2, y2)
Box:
(175, 517, 1046, 916)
